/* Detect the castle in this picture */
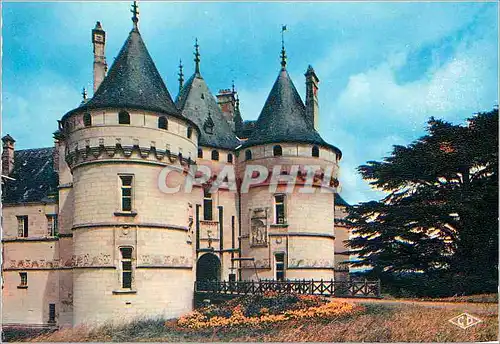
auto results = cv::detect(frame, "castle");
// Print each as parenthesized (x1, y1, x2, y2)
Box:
(1, 3, 350, 327)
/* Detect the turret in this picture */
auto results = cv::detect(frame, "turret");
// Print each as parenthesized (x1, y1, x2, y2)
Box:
(92, 21, 107, 93)
(305, 65, 319, 131)
(61, 2, 199, 325)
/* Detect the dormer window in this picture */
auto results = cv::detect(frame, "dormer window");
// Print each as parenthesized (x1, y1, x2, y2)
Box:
(83, 113, 92, 127)
(203, 114, 214, 134)
(158, 116, 168, 130)
(119, 110, 130, 125)
(273, 145, 282, 157)
(312, 145, 319, 157)
(187, 127, 193, 139)
(211, 150, 219, 161)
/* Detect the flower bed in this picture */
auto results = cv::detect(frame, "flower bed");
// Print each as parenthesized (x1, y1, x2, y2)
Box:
(177, 292, 363, 329)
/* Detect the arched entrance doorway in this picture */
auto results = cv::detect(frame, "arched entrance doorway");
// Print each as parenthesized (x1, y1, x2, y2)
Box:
(196, 253, 221, 282)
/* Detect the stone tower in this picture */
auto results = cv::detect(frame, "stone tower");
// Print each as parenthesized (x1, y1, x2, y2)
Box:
(60, 9, 199, 325)
(236, 45, 341, 281)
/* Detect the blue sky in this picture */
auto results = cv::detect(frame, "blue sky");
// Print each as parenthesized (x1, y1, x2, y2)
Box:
(2, 2, 498, 204)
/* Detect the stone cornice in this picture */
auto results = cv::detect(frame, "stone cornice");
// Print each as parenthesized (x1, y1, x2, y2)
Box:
(65, 143, 196, 170)
(2, 237, 60, 243)
(136, 265, 193, 269)
(268, 232, 335, 239)
(72, 222, 189, 232)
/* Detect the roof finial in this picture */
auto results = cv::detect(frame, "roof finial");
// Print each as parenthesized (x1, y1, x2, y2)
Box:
(131, 1, 139, 29)
(82, 87, 87, 102)
(280, 25, 287, 69)
(194, 38, 200, 74)
(178, 59, 184, 92)
(231, 80, 235, 94)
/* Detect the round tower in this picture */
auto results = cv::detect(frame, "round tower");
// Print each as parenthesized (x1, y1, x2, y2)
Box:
(237, 45, 342, 281)
(61, 9, 200, 325)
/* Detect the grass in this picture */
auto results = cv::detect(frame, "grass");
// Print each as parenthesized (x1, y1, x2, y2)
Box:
(418, 293, 498, 304)
(8, 296, 499, 342)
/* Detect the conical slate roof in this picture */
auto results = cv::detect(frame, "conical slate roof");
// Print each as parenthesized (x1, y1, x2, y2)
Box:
(64, 27, 189, 124)
(176, 73, 240, 150)
(241, 68, 341, 156)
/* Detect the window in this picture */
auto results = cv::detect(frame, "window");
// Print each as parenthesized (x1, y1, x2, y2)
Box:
(273, 145, 282, 157)
(120, 175, 133, 212)
(198, 148, 203, 159)
(187, 127, 193, 139)
(17, 216, 28, 238)
(312, 145, 319, 157)
(204, 114, 214, 134)
(83, 113, 92, 127)
(19, 272, 27, 287)
(49, 304, 56, 323)
(275, 195, 286, 224)
(120, 247, 133, 289)
(47, 215, 58, 236)
(158, 116, 168, 130)
(211, 150, 219, 161)
(245, 149, 252, 161)
(203, 189, 213, 221)
(275, 253, 285, 281)
(227, 153, 233, 164)
(118, 110, 130, 125)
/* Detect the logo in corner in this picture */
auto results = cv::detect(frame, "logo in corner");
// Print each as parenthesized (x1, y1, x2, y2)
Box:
(448, 313, 482, 329)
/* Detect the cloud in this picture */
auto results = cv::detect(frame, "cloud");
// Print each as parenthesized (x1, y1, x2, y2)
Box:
(318, 17, 498, 204)
(2, 2, 497, 204)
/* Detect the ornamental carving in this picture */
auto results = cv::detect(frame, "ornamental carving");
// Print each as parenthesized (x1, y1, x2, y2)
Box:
(138, 254, 192, 267)
(65, 143, 194, 169)
(288, 258, 334, 268)
(251, 219, 267, 246)
(250, 208, 269, 247)
(72, 253, 112, 267)
(241, 258, 270, 269)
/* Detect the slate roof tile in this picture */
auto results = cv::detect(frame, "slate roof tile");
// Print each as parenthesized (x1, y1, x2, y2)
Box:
(2, 148, 58, 204)
(176, 73, 240, 150)
(241, 68, 341, 157)
(62, 27, 198, 132)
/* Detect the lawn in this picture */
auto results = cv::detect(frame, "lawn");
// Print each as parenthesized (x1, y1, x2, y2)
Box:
(5, 294, 498, 342)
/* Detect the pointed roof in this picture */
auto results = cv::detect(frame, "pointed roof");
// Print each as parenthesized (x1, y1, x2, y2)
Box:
(176, 74, 240, 150)
(241, 68, 341, 157)
(2, 134, 16, 143)
(63, 27, 191, 126)
(334, 193, 350, 207)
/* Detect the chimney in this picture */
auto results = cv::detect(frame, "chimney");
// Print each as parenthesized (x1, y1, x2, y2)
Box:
(305, 65, 319, 131)
(216, 88, 237, 132)
(52, 130, 64, 174)
(92, 21, 107, 93)
(2, 134, 15, 176)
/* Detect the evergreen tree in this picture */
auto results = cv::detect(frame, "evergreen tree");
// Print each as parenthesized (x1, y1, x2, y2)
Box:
(347, 109, 498, 296)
